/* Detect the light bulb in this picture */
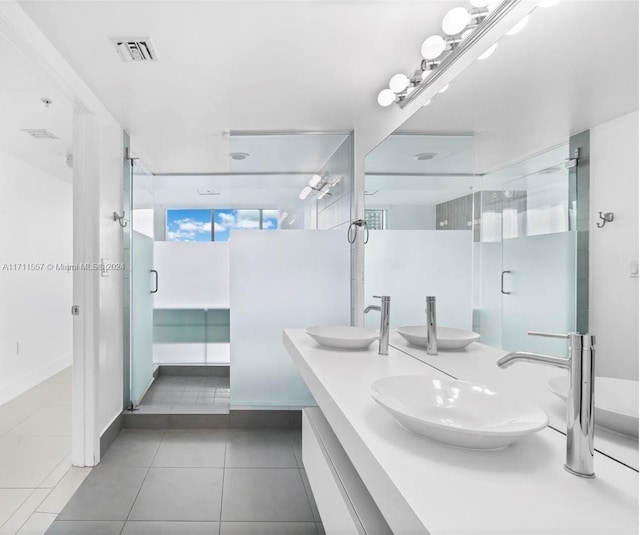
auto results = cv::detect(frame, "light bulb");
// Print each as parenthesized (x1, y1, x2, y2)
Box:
(442, 7, 471, 36)
(470, 0, 491, 6)
(461, 28, 474, 40)
(299, 186, 312, 200)
(278, 211, 289, 224)
(422, 99, 432, 108)
(486, 0, 502, 12)
(421, 35, 446, 60)
(389, 73, 409, 93)
(439, 84, 450, 94)
(377, 89, 396, 107)
(309, 174, 322, 187)
(506, 15, 529, 35)
(317, 184, 331, 200)
(421, 68, 433, 81)
(478, 43, 498, 60)
(539, 0, 559, 6)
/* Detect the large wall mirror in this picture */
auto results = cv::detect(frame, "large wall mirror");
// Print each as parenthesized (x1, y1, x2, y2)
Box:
(363, 0, 638, 367)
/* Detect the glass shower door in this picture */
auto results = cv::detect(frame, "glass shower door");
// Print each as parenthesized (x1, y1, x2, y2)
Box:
(500, 160, 577, 357)
(129, 159, 155, 407)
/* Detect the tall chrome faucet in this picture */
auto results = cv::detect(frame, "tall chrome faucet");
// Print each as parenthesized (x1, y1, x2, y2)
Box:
(425, 296, 437, 355)
(364, 295, 390, 356)
(497, 331, 596, 478)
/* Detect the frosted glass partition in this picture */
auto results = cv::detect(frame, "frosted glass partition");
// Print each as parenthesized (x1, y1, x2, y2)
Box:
(131, 232, 154, 405)
(364, 230, 473, 330)
(153, 241, 230, 309)
(502, 232, 576, 357)
(230, 231, 350, 407)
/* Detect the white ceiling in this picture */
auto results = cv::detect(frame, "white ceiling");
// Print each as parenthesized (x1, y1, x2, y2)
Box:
(18, 0, 456, 173)
(0, 31, 73, 181)
(397, 1, 639, 172)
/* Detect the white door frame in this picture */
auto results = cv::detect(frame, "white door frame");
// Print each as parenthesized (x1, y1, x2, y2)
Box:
(0, 1, 103, 466)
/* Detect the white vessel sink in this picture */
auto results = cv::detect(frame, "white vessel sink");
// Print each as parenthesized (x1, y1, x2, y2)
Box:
(548, 376, 639, 437)
(396, 326, 480, 350)
(371, 375, 548, 450)
(305, 325, 379, 350)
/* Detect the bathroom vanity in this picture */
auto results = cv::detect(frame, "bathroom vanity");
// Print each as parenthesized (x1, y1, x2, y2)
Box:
(284, 329, 639, 534)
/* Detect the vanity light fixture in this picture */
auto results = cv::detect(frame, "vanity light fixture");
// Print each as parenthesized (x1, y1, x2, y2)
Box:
(299, 174, 343, 201)
(376, 0, 555, 108)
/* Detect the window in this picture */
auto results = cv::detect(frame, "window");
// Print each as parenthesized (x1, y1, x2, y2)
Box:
(166, 209, 213, 242)
(167, 209, 279, 242)
(364, 209, 385, 230)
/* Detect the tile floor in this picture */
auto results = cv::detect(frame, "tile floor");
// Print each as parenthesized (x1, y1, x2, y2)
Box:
(135, 376, 230, 415)
(0, 368, 91, 535)
(47, 428, 325, 535)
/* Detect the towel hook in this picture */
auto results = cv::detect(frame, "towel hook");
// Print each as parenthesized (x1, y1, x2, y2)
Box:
(348, 219, 369, 244)
(596, 212, 614, 228)
(113, 211, 128, 228)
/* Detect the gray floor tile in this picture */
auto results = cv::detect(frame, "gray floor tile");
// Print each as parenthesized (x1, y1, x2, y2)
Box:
(129, 467, 223, 521)
(100, 430, 164, 467)
(46, 520, 124, 534)
(57, 465, 147, 521)
(122, 521, 219, 534)
(225, 430, 298, 468)
(220, 522, 318, 535)
(152, 430, 226, 467)
(221, 469, 314, 522)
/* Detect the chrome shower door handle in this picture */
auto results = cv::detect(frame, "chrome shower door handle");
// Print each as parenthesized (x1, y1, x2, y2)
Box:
(501, 270, 511, 295)
(150, 270, 158, 294)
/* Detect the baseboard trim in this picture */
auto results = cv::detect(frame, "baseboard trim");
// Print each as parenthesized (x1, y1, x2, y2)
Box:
(100, 412, 123, 457)
(0, 354, 71, 407)
(122, 409, 302, 430)
(158, 365, 229, 377)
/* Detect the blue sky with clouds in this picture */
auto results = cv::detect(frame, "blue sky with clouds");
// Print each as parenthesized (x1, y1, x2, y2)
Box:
(167, 209, 278, 242)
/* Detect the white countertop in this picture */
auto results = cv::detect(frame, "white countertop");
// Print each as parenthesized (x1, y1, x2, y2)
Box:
(284, 329, 639, 535)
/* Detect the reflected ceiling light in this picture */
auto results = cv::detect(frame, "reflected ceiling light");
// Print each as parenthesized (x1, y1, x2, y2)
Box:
(377, 89, 396, 107)
(421, 35, 447, 60)
(389, 73, 410, 93)
(506, 15, 529, 35)
(375, 0, 534, 108)
(299, 186, 312, 200)
(442, 7, 471, 36)
(478, 43, 498, 60)
(229, 152, 250, 160)
(299, 174, 339, 201)
(422, 99, 432, 107)
(414, 152, 437, 161)
(278, 211, 289, 224)
(539, 0, 559, 7)
(439, 84, 450, 93)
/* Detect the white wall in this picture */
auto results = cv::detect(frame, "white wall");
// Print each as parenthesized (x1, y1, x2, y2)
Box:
(590, 110, 639, 380)
(97, 120, 125, 435)
(0, 149, 72, 405)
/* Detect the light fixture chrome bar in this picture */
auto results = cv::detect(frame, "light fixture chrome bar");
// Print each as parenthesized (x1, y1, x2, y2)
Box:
(399, 0, 523, 109)
(154, 171, 319, 177)
(366, 172, 475, 177)
(229, 130, 351, 137)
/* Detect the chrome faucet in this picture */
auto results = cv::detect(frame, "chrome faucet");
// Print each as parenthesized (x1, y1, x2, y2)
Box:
(497, 331, 596, 478)
(364, 295, 390, 355)
(425, 296, 437, 355)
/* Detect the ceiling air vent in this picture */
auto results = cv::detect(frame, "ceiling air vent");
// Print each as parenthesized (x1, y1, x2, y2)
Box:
(23, 129, 59, 139)
(113, 38, 157, 62)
